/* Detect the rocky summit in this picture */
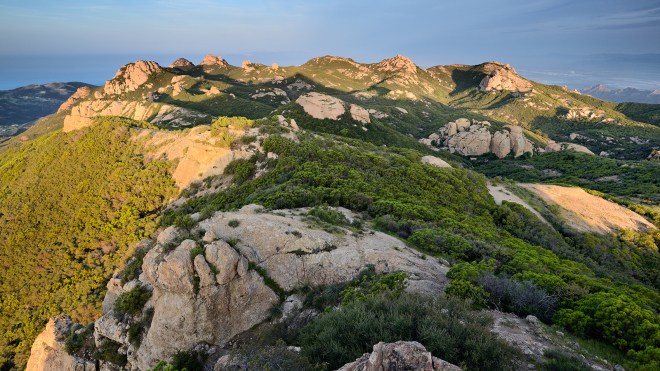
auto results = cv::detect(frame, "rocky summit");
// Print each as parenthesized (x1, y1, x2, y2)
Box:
(1, 52, 658, 371)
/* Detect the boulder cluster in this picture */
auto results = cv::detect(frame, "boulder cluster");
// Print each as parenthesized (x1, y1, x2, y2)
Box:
(421, 118, 534, 158)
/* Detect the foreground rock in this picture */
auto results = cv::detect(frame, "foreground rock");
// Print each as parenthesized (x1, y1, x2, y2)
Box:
(26, 316, 95, 371)
(30, 205, 448, 370)
(338, 341, 461, 371)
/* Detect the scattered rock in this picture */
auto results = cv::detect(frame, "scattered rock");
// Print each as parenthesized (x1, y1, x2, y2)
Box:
(349, 104, 371, 124)
(296, 92, 346, 120)
(421, 155, 452, 168)
(337, 341, 461, 371)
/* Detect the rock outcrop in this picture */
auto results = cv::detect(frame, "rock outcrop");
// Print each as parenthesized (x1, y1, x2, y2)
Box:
(296, 92, 346, 120)
(421, 119, 534, 158)
(57, 86, 93, 113)
(136, 126, 253, 189)
(338, 341, 461, 371)
(26, 316, 95, 371)
(479, 63, 532, 93)
(296, 92, 371, 123)
(104, 61, 162, 95)
(169, 58, 195, 71)
(37, 205, 448, 370)
(200, 54, 230, 70)
(62, 100, 209, 132)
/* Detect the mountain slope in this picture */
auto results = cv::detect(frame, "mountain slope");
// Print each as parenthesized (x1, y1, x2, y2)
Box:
(1, 54, 659, 370)
(0, 82, 94, 138)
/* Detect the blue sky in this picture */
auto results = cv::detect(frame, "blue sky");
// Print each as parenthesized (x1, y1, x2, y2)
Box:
(1, 0, 660, 89)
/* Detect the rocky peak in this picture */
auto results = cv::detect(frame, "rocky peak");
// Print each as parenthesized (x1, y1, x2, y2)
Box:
(200, 54, 229, 67)
(104, 60, 162, 95)
(478, 63, 532, 93)
(377, 54, 417, 74)
(169, 57, 195, 71)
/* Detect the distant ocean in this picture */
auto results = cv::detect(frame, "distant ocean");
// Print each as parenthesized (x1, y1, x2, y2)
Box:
(0, 53, 659, 91)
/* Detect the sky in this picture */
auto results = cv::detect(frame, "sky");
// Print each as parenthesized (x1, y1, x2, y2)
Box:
(1, 0, 660, 90)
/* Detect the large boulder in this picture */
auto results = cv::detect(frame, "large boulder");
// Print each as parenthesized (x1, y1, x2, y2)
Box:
(350, 104, 371, 124)
(104, 61, 162, 95)
(26, 316, 96, 371)
(296, 92, 346, 120)
(446, 125, 492, 156)
(337, 341, 462, 371)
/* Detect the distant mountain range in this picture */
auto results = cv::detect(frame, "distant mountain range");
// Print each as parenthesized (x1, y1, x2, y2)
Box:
(580, 84, 660, 104)
(0, 82, 93, 126)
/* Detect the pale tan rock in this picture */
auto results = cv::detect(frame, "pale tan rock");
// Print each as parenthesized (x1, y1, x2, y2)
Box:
(479, 63, 532, 93)
(205, 240, 240, 285)
(350, 104, 371, 124)
(421, 155, 451, 168)
(561, 143, 594, 155)
(490, 131, 511, 158)
(137, 127, 252, 189)
(104, 61, 162, 95)
(296, 92, 346, 120)
(507, 125, 533, 157)
(454, 118, 471, 131)
(337, 341, 461, 371)
(57, 86, 92, 112)
(376, 54, 418, 74)
(200, 54, 228, 67)
(26, 316, 96, 371)
(447, 126, 492, 156)
(169, 58, 195, 71)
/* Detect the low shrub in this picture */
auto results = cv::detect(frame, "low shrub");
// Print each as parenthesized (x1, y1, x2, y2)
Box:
(113, 285, 152, 320)
(299, 292, 517, 370)
(478, 273, 558, 322)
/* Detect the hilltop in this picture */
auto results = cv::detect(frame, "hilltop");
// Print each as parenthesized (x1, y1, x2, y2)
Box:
(0, 54, 658, 370)
(0, 82, 94, 139)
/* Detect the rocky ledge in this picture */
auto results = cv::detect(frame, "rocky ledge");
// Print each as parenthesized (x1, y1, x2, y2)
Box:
(27, 205, 448, 370)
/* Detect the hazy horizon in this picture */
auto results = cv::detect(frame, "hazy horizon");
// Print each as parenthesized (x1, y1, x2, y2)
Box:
(1, 0, 659, 91)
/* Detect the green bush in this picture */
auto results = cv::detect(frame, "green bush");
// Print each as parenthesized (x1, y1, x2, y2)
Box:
(339, 265, 407, 305)
(228, 219, 240, 228)
(224, 158, 256, 183)
(113, 285, 152, 320)
(308, 206, 349, 226)
(299, 292, 517, 370)
(445, 279, 489, 308)
(542, 349, 590, 371)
